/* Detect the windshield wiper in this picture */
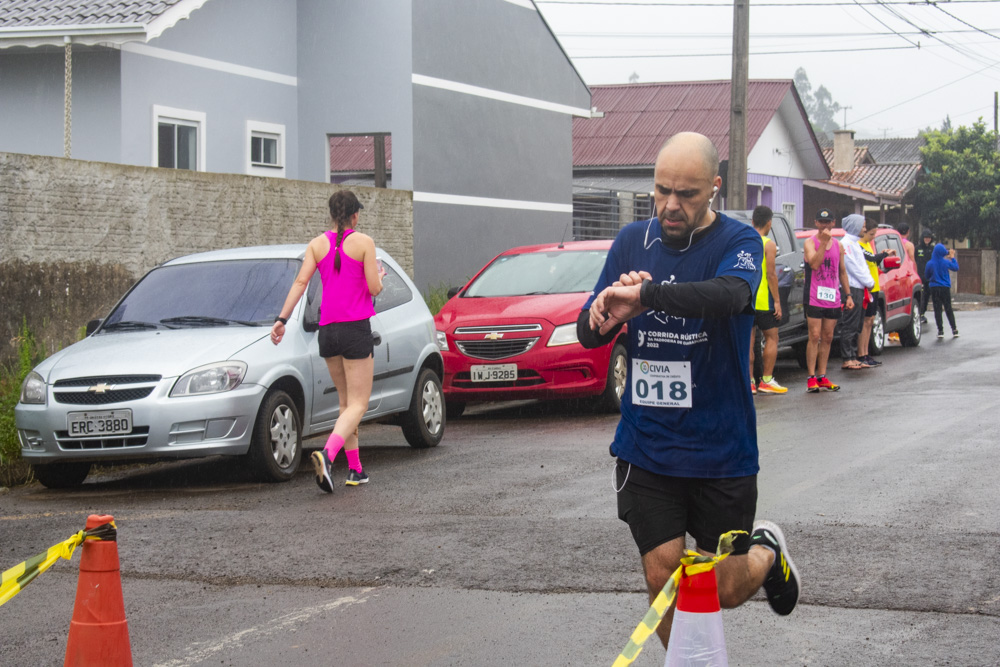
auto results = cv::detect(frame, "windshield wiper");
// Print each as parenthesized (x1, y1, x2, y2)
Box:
(101, 320, 163, 331)
(159, 316, 259, 327)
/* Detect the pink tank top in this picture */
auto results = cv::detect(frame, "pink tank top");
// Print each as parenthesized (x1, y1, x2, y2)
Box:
(317, 229, 375, 325)
(806, 237, 842, 308)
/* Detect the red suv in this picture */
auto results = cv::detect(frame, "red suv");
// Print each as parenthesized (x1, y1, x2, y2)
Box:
(795, 225, 923, 355)
(433, 241, 625, 417)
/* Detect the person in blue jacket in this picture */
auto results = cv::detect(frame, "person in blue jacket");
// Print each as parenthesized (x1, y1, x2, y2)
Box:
(925, 243, 960, 338)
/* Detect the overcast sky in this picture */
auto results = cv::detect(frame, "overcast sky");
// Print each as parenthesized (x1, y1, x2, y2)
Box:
(535, 0, 1000, 139)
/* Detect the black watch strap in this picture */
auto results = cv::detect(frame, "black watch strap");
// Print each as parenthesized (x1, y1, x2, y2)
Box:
(275, 316, 288, 325)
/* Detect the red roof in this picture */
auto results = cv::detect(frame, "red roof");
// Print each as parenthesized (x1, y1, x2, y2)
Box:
(573, 80, 794, 167)
(329, 135, 393, 172)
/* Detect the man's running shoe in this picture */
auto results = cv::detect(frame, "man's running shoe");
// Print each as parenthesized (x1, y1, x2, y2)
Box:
(953, 329, 960, 338)
(806, 377, 819, 393)
(346, 469, 369, 486)
(757, 378, 788, 394)
(311, 450, 334, 494)
(861, 355, 882, 367)
(751, 520, 800, 616)
(751, 380, 757, 395)
(937, 331, 945, 339)
(920, 315, 928, 324)
(816, 376, 840, 392)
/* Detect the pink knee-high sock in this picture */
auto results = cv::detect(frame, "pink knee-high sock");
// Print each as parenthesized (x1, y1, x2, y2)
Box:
(345, 448, 362, 473)
(325, 433, 345, 462)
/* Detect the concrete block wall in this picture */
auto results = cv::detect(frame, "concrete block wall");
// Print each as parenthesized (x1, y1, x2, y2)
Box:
(0, 152, 413, 364)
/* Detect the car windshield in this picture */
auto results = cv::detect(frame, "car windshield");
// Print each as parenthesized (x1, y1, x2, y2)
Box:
(103, 259, 299, 329)
(464, 250, 608, 297)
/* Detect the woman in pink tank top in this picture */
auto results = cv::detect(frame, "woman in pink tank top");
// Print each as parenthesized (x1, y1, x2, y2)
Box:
(271, 190, 385, 493)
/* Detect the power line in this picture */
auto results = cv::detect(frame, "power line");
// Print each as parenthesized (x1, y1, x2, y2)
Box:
(572, 44, 917, 58)
(933, 3, 1000, 41)
(851, 62, 999, 124)
(558, 28, 999, 38)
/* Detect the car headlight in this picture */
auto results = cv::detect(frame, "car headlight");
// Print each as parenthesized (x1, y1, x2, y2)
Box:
(547, 323, 580, 347)
(435, 330, 449, 352)
(170, 362, 247, 397)
(19, 371, 46, 405)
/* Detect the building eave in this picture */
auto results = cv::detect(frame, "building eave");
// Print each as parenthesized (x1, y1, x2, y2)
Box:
(0, 0, 210, 49)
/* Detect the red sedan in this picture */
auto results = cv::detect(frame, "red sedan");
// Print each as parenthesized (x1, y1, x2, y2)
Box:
(433, 240, 626, 417)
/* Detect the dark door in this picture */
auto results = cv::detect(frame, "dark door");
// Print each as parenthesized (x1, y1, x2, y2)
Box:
(956, 249, 981, 294)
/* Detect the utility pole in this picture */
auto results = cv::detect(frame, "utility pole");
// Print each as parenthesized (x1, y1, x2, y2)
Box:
(994, 91, 998, 136)
(64, 36, 72, 158)
(727, 0, 749, 210)
(841, 106, 852, 130)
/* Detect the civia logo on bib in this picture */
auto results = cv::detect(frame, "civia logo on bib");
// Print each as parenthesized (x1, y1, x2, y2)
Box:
(640, 361, 650, 373)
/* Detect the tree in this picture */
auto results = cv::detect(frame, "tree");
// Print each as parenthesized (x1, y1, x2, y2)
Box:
(794, 67, 842, 137)
(911, 120, 1000, 248)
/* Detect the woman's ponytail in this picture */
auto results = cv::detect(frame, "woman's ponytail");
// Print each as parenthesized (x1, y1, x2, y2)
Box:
(328, 190, 362, 273)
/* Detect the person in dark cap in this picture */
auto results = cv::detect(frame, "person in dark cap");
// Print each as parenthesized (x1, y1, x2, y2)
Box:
(915, 229, 935, 322)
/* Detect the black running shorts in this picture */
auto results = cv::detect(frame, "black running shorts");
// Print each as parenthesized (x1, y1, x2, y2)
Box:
(754, 309, 779, 331)
(805, 304, 841, 320)
(864, 297, 879, 317)
(318, 319, 373, 359)
(615, 459, 756, 556)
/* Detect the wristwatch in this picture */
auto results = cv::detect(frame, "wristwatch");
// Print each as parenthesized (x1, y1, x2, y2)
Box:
(274, 316, 288, 325)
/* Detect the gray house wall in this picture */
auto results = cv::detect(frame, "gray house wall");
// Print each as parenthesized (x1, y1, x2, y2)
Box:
(0, 47, 122, 162)
(410, 0, 590, 289)
(120, 0, 300, 177)
(295, 0, 414, 189)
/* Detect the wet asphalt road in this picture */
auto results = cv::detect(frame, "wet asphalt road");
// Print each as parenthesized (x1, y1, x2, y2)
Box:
(2, 309, 999, 666)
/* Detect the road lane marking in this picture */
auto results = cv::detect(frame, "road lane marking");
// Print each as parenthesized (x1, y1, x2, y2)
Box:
(152, 589, 375, 667)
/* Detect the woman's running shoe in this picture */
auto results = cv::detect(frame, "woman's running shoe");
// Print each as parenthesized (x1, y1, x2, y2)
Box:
(311, 450, 334, 493)
(346, 469, 369, 486)
(806, 377, 819, 393)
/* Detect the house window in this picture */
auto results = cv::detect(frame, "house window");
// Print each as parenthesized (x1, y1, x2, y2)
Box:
(247, 121, 286, 177)
(153, 105, 205, 171)
(782, 202, 796, 228)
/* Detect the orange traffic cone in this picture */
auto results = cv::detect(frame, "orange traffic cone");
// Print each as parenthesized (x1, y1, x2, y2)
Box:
(64, 515, 133, 667)
(663, 568, 728, 666)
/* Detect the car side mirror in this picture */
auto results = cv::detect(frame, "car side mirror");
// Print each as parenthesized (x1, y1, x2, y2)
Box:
(447, 286, 462, 299)
(372, 331, 382, 346)
(883, 255, 901, 270)
(85, 319, 102, 336)
(302, 317, 319, 333)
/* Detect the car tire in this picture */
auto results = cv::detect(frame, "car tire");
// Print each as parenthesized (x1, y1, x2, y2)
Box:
(32, 462, 91, 489)
(247, 389, 302, 482)
(401, 368, 445, 449)
(792, 341, 808, 370)
(869, 307, 886, 356)
(597, 343, 628, 413)
(445, 401, 466, 419)
(898, 299, 922, 347)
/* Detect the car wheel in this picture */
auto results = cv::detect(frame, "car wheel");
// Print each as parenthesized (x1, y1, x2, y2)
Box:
(869, 308, 886, 356)
(401, 368, 445, 449)
(445, 401, 466, 419)
(792, 341, 808, 370)
(32, 462, 91, 489)
(597, 343, 628, 412)
(247, 389, 302, 482)
(898, 301, 922, 347)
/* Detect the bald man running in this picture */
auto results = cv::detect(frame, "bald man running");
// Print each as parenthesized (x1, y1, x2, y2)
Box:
(577, 132, 800, 654)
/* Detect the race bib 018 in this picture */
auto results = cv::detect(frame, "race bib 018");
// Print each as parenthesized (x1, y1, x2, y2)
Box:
(631, 358, 692, 408)
(816, 286, 838, 303)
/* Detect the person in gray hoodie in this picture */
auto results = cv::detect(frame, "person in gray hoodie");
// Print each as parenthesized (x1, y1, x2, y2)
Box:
(840, 214, 875, 369)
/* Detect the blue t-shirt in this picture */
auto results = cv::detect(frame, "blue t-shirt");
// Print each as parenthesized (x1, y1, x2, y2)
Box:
(582, 213, 762, 478)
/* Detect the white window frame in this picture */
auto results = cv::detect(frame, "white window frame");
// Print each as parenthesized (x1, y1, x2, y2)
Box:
(246, 120, 286, 178)
(782, 202, 796, 229)
(152, 105, 206, 171)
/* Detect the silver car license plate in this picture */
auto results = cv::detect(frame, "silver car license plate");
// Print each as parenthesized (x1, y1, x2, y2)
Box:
(67, 410, 133, 437)
(470, 364, 517, 382)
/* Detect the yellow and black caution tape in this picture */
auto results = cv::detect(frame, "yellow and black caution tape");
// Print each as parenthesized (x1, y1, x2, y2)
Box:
(611, 530, 746, 667)
(0, 520, 116, 607)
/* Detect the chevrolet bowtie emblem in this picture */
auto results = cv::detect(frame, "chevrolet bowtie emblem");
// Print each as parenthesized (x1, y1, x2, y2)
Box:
(88, 383, 113, 394)
(485, 332, 504, 340)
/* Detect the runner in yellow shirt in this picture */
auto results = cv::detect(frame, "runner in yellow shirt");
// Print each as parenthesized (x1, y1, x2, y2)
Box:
(749, 206, 787, 394)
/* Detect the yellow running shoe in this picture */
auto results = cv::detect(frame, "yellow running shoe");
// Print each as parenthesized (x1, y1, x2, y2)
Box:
(757, 378, 788, 394)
